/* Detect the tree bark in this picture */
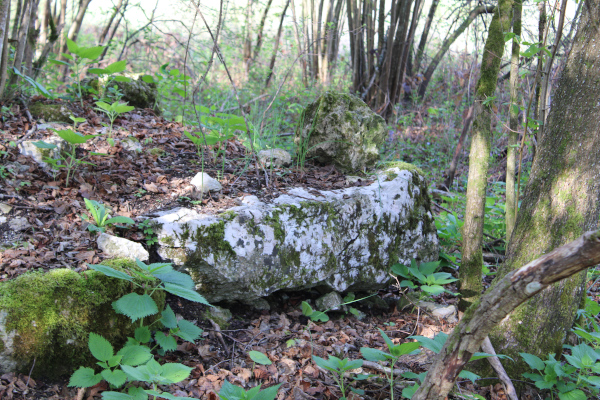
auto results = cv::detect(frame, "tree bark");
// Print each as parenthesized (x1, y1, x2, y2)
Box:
(0, 0, 10, 97)
(412, 229, 600, 400)
(505, 0, 522, 240)
(459, 0, 512, 311)
(443, 106, 473, 190)
(252, 0, 274, 62)
(488, 0, 600, 376)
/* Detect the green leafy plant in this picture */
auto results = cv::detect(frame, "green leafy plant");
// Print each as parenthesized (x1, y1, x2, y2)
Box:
(33, 128, 101, 187)
(88, 59, 130, 102)
(69, 259, 210, 399)
(312, 355, 365, 399)
(70, 115, 86, 131)
(360, 329, 421, 400)
(95, 100, 135, 144)
(520, 346, 600, 400)
(217, 380, 282, 400)
(81, 198, 135, 233)
(391, 259, 458, 297)
(50, 38, 104, 106)
(11, 67, 56, 99)
(137, 219, 158, 246)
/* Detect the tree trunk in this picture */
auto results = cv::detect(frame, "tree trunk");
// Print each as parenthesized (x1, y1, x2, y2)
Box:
(459, 0, 512, 311)
(412, 229, 600, 400)
(98, 0, 124, 45)
(0, 0, 10, 97)
(505, 0, 522, 240)
(488, 0, 600, 376)
(413, 0, 438, 73)
(252, 0, 274, 63)
(417, 4, 495, 99)
(265, 0, 291, 88)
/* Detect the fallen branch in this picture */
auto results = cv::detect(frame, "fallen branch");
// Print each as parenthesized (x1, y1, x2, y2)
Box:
(481, 336, 518, 400)
(412, 229, 600, 399)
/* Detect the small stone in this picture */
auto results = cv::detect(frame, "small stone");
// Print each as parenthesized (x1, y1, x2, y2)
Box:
(191, 172, 222, 193)
(0, 217, 7, 224)
(9, 217, 31, 232)
(258, 148, 292, 167)
(120, 137, 142, 152)
(431, 305, 457, 322)
(205, 306, 232, 328)
(97, 233, 149, 261)
(316, 292, 344, 311)
(0, 203, 12, 214)
(19, 137, 71, 168)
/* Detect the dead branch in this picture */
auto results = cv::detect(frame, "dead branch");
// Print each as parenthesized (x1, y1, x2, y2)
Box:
(413, 229, 600, 399)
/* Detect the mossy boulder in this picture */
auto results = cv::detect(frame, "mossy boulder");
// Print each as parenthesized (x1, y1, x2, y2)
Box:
(89, 74, 158, 111)
(29, 102, 72, 123)
(295, 91, 386, 173)
(0, 259, 165, 378)
(151, 166, 438, 303)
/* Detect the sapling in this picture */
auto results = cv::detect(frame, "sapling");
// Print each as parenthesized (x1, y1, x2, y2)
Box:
(95, 100, 135, 145)
(81, 198, 135, 233)
(50, 39, 105, 106)
(69, 259, 210, 399)
(33, 129, 102, 187)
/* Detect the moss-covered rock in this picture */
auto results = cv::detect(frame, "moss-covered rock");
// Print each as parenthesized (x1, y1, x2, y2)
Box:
(0, 259, 165, 378)
(152, 167, 438, 303)
(88, 74, 158, 111)
(29, 102, 72, 123)
(294, 91, 386, 173)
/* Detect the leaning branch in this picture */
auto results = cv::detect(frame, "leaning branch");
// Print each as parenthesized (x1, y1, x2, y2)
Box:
(412, 229, 600, 400)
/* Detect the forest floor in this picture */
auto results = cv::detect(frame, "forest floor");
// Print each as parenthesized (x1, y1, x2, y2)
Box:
(0, 99, 557, 400)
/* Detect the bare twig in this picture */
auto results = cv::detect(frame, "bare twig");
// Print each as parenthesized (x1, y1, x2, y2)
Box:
(481, 336, 519, 400)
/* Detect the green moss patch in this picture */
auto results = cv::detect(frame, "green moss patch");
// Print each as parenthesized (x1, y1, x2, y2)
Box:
(0, 260, 164, 378)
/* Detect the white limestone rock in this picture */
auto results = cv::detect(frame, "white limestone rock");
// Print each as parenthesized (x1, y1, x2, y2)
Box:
(190, 172, 222, 193)
(120, 137, 143, 152)
(316, 292, 344, 311)
(9, 217, 31, 232)
(258, 148, 292, 167)
(97, 233, 149, 261)
(151, 166, 438, 303)
(19, 137, 71, 168)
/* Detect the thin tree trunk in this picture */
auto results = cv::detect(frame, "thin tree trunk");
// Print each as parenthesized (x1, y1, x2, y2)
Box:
(12, 0, 33, 74)
(265, 0, 291, 88)
(459, 0, 513, 311)
(64, 0, 92, 47)
(98, 0, 124, 45)
(417, 4, 495, 98)
(98, 0, 128, 62)
(252, 0, 274, 62)
(413, 0, 438, 73)
(443, 106, 473, 190)
(0, 0, 11, 97)
(23, 0, 40, 76)
(532, 1, 546, 161)
(56, 0, 67, 51)
(290, 0, 308, 85)
(12, 0, 23, 40)
(412, 230, 600, 400)
(38, 0, 50, 47)
(486, 0, 600, 378)
(506, 0, 522, 240)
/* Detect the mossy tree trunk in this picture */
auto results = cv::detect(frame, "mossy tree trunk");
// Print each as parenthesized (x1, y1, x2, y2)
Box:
(505, 0, 522, 240)
(489, 0, 600, 376)
(459, 0, 512, 310)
